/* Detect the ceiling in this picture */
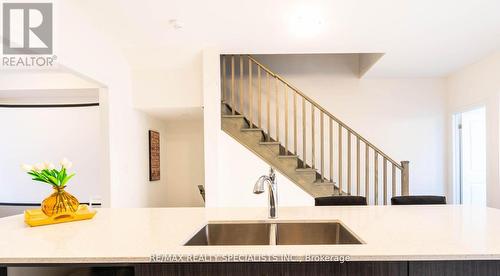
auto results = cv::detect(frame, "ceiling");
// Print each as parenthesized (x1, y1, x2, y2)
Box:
(137, 106, 203, 121)
(73, 0, 500, 77)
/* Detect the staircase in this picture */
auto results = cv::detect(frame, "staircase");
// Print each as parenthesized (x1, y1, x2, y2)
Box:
(220, 55, 409, 205)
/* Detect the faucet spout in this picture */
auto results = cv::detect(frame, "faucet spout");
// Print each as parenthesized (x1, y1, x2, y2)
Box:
(253, 167, 278, 219)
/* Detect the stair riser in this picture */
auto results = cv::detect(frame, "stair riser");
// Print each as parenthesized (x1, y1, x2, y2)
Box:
(222, 118, 246, 130)
(221, 103, 232, 115)
(241, 130, 263, 141)
(296, 172, 317, 183)
(277, 158, 299, 169)
(260, 144, 280, 155)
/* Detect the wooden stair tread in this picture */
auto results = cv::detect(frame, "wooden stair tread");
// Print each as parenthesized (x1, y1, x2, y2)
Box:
(241, 128, 263, 131)
(259, 141, 280, 145)
(295, 168, 316, 173)
(278, 155, 298, 159)
(222, 115, 244, 118)
(314, 180, 336, 185)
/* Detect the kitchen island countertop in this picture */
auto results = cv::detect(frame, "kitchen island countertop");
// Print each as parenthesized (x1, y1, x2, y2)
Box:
(1, 205, 500, 264)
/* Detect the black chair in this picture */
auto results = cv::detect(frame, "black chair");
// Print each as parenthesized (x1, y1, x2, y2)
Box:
(315, 196, 367, 206)
(391, 195, 446, 205)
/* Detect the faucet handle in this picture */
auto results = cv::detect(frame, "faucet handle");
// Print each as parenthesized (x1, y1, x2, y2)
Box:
(268, 167, 275, 178)
(253, 176, 266, 194)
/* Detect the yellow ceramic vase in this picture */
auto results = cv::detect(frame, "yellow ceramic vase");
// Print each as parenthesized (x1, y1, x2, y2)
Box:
(41, 186, 79, 217)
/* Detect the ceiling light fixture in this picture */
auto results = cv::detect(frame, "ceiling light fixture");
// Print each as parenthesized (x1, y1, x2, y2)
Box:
(168, 19, 183, 30)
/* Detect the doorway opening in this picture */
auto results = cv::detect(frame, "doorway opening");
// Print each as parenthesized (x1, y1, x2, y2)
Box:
(453, 106, 486, 205)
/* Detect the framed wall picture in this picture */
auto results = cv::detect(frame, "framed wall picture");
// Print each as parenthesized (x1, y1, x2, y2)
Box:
(149, 130, 160, 181)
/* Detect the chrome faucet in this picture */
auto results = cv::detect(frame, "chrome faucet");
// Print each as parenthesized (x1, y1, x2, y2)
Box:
(253, 167, 278, 219)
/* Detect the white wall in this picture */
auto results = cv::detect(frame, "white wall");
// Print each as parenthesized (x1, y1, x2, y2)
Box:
(0, 106, 101, 204)
(129, 48, 207, 207)
(129, 48, 203, 110)
(52, 1, 174, 207)
(202, 49, 221, 207)
(447, 50, 500, 208)
(0, 71, 98, 90)
(0, 89, 98, 105)
(218, 132, 314, 207)
(162, 118, 205, 207)
(122, 112, 171, 207)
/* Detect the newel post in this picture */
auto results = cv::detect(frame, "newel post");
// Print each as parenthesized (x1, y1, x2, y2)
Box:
(401, 161, 410, 196)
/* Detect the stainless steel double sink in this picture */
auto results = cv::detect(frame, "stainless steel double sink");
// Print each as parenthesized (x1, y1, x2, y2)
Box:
(184, 221, 362, 246)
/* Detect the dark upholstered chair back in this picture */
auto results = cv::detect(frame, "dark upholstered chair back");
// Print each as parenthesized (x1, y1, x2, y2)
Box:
(315, 196, 367, 206)
(391, 195, 446, 205)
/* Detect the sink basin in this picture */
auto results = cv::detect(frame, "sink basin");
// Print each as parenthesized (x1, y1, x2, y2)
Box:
(184, 221, 362, 246)
(184, 223, 270, 245)
(276, 222, 361, 245)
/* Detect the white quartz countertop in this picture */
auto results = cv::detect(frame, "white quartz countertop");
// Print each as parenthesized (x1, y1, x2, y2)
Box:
(1, 206, 500, 263)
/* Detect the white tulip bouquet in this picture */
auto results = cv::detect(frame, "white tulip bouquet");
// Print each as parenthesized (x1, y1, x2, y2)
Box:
(22, 158, 75, 188)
